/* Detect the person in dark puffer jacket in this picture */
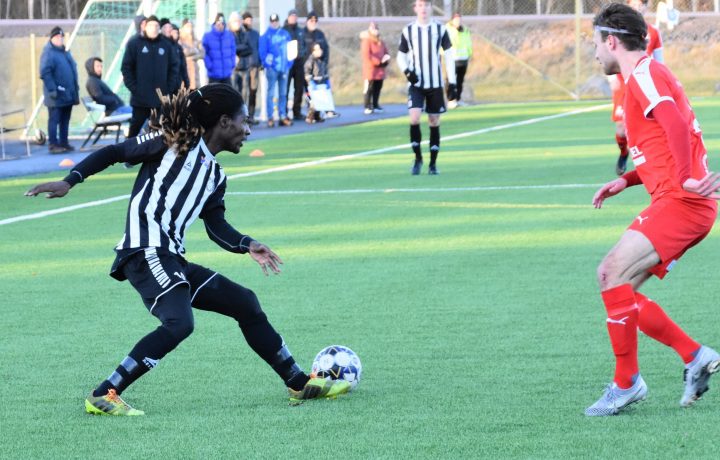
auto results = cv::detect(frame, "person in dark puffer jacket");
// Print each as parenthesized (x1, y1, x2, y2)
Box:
(121, 15, 179, 137)
(40, 26, 79, 153)
(202, 13, 236, 84)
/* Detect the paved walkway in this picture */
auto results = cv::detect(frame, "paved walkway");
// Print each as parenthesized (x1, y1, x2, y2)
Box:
(0, 104, 407, 179)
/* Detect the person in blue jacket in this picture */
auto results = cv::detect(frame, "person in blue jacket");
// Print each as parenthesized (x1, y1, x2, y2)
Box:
(202, 13, 236, 85)
(40, 26, 79, 153)
(259, 13, 293, 127)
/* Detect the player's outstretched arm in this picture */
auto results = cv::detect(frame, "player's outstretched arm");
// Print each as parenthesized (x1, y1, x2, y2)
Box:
(682, 172, 720, 199)
(248, 240, 283, 276)
(592, 177, 628, 209)
(25, 180, 71, 199)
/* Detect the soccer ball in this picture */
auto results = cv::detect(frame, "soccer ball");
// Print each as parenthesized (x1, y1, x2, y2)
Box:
(311, 345, 362, 390)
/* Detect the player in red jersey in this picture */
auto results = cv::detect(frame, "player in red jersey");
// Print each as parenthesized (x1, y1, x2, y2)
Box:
(610, 0, 664, 176)
(586, 3, 720, 416)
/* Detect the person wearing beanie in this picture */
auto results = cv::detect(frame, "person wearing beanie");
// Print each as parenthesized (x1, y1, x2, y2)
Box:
(121, 14, 180, 137)
(202, 12, 236, 84)
(40, 26, 79, 153)
(303, 11, 337, 118)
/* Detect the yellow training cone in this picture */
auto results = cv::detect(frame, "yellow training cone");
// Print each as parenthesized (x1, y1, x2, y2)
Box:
(59, 158, 75, 167)
(249, 149, 265, 157)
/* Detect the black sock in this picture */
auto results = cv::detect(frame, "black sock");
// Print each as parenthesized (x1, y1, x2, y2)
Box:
(93, 325, 180, 396)
(429, 126, 440, 166)
(410, 124, 422, 161)
(268, 342, 309, 390)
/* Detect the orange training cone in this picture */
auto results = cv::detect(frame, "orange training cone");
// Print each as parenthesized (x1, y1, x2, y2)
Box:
(249, 149, 265, 157)
(59, 158, 75, 167)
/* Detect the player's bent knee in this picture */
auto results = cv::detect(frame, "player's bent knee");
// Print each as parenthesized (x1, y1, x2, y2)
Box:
(154, 285, 195, 341)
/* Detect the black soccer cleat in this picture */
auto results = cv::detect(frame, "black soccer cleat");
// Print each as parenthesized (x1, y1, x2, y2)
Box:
(428, 164, 439, 175)
(411, 160, 423, 176)
(616, 154, 628, 176)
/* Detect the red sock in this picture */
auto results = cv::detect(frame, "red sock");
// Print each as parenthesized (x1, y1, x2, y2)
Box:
(601, 284, 639, 389)
(616, 134, 628, 158)
(636, 292, 700, 364)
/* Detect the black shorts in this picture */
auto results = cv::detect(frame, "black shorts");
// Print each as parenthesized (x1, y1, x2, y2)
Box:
(408, 86, 446, 114)
(112, 248, 217, 312)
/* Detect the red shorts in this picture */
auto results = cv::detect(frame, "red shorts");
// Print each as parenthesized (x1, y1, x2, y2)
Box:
(628, 196, 717, 279)
(611, 85, 625, 122)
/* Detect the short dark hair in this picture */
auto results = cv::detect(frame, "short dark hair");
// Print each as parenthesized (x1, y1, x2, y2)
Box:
(593, 3, 647, 52)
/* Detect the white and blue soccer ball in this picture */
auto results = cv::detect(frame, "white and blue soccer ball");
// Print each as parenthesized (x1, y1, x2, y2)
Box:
(311, 345, 362, 391)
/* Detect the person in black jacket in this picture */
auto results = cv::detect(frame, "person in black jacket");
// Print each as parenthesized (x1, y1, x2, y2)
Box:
(121, 15, 179, 137)
(234, 12, 261, 124)
(85, 57, 131, 116)
(162, 21, 190, 92)
(25, 84, 351, 416)
(283, 9, 306, 120)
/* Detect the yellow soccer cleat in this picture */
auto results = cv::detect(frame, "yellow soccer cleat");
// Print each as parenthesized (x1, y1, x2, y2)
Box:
(288, 377, 351, 406)
(85, 389, 145, 416)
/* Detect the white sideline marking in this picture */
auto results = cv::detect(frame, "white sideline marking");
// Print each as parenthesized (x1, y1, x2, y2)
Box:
(0, 104, 608, 227)
(225, 183, 603, 196)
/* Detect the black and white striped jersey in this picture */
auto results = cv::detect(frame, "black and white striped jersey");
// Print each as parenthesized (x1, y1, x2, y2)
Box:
(64, 132, 253, 260)
(398, 20, 454, 89)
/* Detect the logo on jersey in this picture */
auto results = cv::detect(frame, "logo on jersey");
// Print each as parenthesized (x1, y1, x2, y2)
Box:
(142, 46, 149, 53)
(159, 48, 165, 56)
(636, 215, 648, 225)
(173, 271, 187, 281)
(629, 146, 645, 166)
(183, 160, 193, 171)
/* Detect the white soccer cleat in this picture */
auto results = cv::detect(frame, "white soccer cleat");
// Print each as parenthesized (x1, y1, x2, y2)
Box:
(585, 375, 648, 416)
(680, 345, 720, 407)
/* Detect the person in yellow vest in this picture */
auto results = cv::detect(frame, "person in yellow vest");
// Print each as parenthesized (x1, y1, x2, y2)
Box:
(445, 12, 472, 108)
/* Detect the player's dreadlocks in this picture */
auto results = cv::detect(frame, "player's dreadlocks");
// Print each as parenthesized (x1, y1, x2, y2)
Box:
(149, 83, 245, 157)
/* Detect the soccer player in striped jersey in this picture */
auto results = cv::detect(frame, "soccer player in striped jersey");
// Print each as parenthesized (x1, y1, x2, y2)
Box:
(25, 84, 350, 415)
(610, 0, 664, 176)
(397, 0, 457, 175)
(586, 4, 720, 416)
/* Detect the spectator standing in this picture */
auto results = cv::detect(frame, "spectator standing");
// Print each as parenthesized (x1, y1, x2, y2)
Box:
(202, 13, 236, 85)
(303, 11, 337, 118)
(259, 13, 293, 127)
(162, 20, 190, 92)
(445, 12, 472, 108)
(40, 26, 79, 153)
(236, 12, 261, 124)
(360, 22, 390, 115)
(228, 11, 244, 92)
(283, 9, 307, 120)
(121, 15, 179, 138)
(84, 57, 131, 116)
(179, 19, 203, 90)
(304, 43, 330, 123)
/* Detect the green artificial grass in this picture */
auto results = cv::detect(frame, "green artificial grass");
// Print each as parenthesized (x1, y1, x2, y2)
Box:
(2, 99, 720, 459)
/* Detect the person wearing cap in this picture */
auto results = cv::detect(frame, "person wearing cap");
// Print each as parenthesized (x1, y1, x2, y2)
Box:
(445, 12, 472, 108)
(121, 15, 180, 138)
(234, 12, 261, 124)
(202, 13, 237, 85)
(162, 21, 190, 92)
(283, 9, 307, 120)
(303, 11, 337, 118)
(179, 19, 204, 90)
(39, 26, 79, 153)
(259, 13, 294, 127)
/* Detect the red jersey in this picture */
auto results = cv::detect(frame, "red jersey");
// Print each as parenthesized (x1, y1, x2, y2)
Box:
(646, 24, 662, 58)
(624, 56, 708, 200)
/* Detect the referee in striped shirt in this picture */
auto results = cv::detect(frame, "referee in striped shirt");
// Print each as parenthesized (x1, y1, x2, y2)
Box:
(26, 84, 350, 415)
(397, 0, 457, 175)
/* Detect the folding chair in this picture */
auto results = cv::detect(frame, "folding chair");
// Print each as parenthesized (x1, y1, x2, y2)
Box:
(0, 109, 32, 160)
(81, 96, 131, 149)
